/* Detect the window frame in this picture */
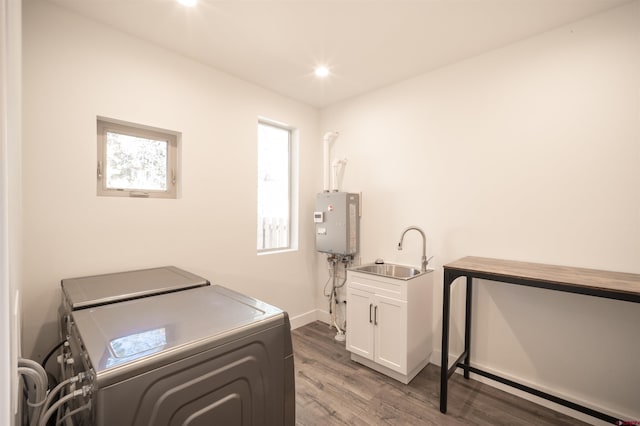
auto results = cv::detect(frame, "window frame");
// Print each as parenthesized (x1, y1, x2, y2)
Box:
(96, 117, 179, 199)
(257, 119, 296, 253)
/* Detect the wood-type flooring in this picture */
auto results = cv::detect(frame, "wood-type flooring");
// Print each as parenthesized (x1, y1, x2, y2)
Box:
(292, 321, 588, 426)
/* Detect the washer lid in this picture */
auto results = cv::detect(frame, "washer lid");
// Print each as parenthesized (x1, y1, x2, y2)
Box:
(61, 266, 210, 310)
(71, 285, 286, 386)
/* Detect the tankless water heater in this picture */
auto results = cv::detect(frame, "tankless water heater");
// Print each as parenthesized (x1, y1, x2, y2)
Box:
(315, 192, 360, 256)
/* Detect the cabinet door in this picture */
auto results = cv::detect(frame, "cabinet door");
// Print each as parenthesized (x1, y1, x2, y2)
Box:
(346, 287, 374, 360)
(374, 294, 407, 374)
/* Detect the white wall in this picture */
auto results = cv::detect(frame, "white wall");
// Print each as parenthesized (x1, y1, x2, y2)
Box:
(21, 0, 640, 422)
(22, 0, 321, 360)
(320, 1, 639, 421)
(1, 0, 21, 424)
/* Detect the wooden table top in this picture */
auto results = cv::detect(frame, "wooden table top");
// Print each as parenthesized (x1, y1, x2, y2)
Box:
(444, 256, 640, 300)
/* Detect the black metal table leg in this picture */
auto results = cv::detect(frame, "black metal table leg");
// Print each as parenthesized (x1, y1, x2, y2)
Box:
(438, 257, 636, 423)
(440, 269, 452, 413)
(463, 276, 472, 379)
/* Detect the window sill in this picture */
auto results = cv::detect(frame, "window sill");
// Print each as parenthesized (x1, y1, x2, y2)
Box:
(257, 248, 298, 256)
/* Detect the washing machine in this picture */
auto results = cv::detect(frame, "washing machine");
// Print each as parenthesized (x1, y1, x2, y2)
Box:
(64, 284, 295, 425)
(60, 265, 210, 313)
(56, 267, 294, 425)
(58, 266, 210, 380)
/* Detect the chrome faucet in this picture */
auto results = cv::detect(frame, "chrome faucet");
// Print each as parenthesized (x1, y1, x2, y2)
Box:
(397, 226, 428, 272)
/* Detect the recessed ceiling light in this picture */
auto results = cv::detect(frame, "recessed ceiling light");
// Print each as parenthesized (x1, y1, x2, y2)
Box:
(177, 0, 197, 6)
(314, 66, 330, 78)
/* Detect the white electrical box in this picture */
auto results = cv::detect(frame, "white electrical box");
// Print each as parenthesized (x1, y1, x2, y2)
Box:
(315, 192, 360, 256)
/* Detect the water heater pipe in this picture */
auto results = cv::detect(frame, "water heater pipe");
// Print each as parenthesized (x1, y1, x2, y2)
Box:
(331, 158, 348, 192)
(322, 131, 339, 192)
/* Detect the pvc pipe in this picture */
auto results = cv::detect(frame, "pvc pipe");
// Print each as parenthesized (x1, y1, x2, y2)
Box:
(331, 158, 347, 192)
(322, 132, 339, 192)
(323, 138, 329, 192)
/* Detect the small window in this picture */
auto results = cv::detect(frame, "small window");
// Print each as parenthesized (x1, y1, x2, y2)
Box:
(257, 120, 292, 251)
(97, 117, 178, 198)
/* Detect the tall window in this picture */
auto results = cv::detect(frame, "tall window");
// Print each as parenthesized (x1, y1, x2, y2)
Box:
(257, 121, 291, 251)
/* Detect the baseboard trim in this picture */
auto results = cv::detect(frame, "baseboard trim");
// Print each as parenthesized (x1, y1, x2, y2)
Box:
(315, 309, 331, 325)
(289, 308, 333, 329)
(289, 310, 318, 330)
(430, 350, 630, 426)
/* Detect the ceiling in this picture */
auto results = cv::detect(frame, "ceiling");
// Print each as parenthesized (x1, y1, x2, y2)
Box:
(46, 0, 630, 108)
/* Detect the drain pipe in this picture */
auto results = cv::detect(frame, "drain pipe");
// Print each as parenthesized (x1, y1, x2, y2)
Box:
(323, 131, 339, 192)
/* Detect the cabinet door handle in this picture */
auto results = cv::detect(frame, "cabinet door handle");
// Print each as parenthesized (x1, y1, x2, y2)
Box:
(369, 303, 373, 323)
(374, 305, 378, 325)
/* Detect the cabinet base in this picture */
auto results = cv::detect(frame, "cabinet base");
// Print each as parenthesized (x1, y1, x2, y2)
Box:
(350, 353, 430, 384)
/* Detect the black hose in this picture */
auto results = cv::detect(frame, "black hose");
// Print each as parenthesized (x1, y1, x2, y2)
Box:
(41, 340, 66, 369)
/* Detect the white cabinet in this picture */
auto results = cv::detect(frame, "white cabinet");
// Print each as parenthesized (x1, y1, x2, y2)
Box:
(346, 268, 433, 384)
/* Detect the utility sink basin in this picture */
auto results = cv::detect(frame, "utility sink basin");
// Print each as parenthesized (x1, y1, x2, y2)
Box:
(349, 263, 423, 280)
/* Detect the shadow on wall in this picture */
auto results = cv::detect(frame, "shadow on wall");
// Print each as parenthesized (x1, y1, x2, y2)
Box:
(31, 322, 59, 364)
